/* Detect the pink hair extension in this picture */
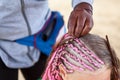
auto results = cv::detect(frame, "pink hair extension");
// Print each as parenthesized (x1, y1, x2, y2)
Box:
(63, 50, 94, 71)
(66, 42, 102, 68)
(42, 33, 104, 80)
(74, 38, 104, 65)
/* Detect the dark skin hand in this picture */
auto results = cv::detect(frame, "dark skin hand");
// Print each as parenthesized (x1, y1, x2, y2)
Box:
(68, 2, 94, 37)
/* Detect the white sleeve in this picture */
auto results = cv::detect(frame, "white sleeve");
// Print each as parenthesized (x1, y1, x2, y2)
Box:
(72, 0, 93, 8)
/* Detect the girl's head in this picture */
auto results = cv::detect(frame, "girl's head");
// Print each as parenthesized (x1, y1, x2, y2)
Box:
(42, 33, 120, 80)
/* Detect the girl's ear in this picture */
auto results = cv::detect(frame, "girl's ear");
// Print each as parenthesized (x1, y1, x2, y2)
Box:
(59, 64, 67, 79)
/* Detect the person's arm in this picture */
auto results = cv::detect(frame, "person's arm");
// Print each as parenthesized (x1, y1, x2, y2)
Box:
(68, 0, 94, 37)
(72, 0, 93, 8)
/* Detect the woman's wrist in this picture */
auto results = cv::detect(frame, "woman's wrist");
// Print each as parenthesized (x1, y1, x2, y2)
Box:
(74, 2, 93, 15)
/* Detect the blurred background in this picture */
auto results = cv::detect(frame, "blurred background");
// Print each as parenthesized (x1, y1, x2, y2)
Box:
(19, 0, 120, 79)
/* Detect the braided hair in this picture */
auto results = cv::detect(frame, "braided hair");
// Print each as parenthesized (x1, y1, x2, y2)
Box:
(42, 33, 120, 80)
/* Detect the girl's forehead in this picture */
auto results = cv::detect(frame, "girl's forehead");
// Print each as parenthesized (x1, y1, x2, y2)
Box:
(64, 67, 111, 80)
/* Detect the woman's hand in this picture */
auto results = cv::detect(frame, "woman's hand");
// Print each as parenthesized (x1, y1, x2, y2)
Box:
(68, 2, 94, 37)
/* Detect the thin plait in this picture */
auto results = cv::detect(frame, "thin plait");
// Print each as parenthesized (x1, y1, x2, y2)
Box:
(105, 35, 120, 80)
(42, 33, 105, 80)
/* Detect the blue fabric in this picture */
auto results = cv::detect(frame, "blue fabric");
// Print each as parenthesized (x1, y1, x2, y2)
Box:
(15, 11, 64, 56)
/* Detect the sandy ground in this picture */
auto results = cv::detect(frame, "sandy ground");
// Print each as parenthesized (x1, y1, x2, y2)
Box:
(19, 0, 120, 79)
